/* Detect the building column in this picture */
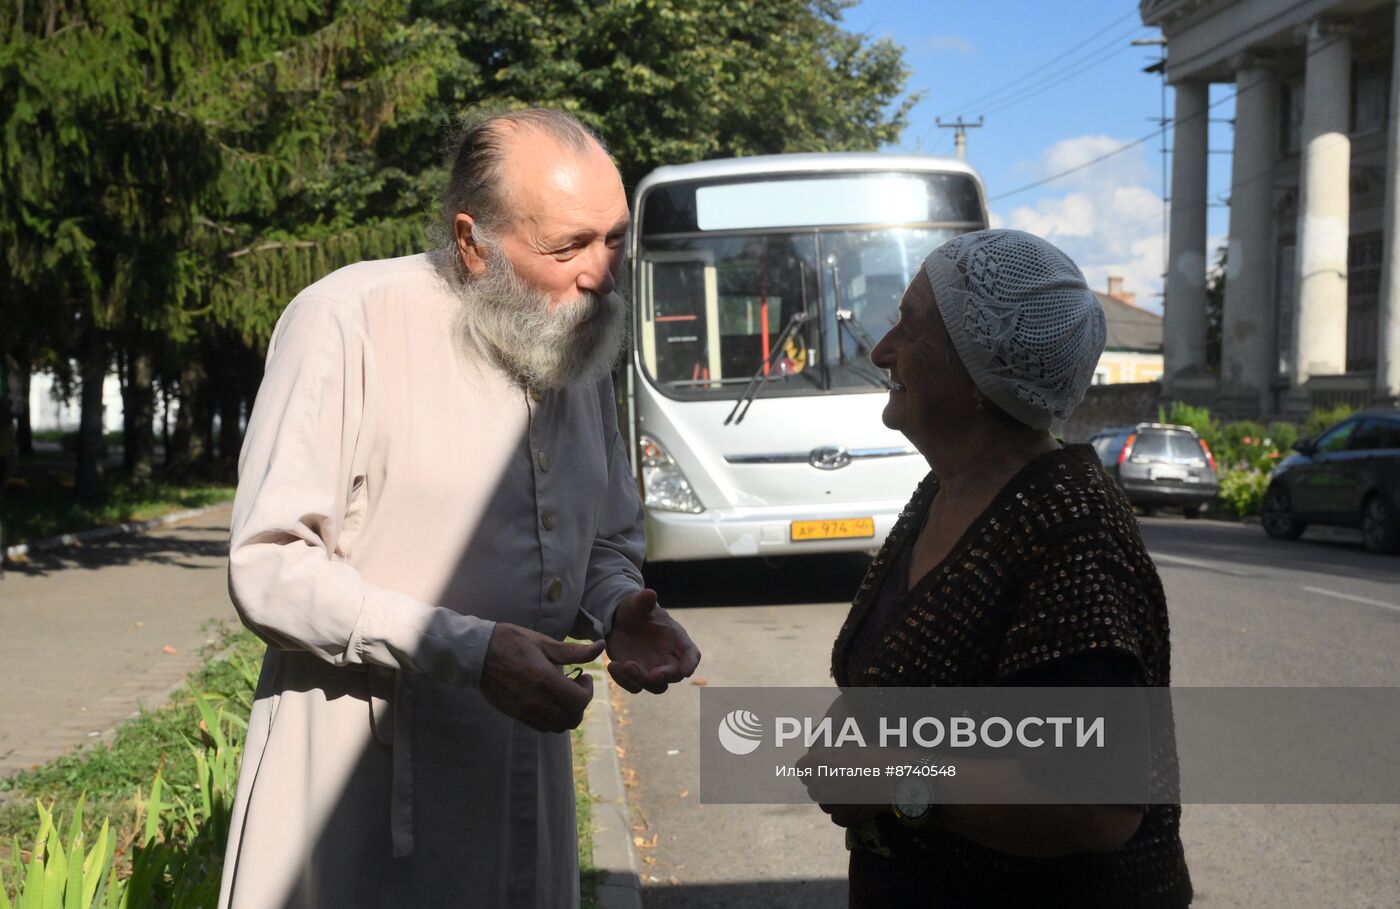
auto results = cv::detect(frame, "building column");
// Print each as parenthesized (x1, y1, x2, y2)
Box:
(1290, 20, 1352, 396)
(1221, 62, 1280, 417)
(1377, 3, 1400, 403)
(1164, 79, 1211, 395)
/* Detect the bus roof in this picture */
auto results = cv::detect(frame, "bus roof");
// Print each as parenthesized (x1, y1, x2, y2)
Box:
(632, 152, 983, 197)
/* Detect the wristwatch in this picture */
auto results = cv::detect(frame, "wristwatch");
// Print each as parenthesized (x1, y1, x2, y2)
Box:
(891, 759, 940, 828)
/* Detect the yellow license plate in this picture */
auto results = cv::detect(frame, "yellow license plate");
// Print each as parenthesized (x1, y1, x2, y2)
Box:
(790, 518, 875, 542)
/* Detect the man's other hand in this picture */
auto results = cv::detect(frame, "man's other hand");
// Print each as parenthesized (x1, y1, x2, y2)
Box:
(605, 588, 701, 694)
(480, 624, 605, 732)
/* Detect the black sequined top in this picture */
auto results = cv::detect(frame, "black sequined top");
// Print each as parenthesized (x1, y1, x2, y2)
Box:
(830, 443, 1192, 908)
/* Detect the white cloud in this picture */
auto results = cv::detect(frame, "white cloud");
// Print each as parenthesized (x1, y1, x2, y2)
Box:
(1035, 135, 1154, 189)
(997, 135, 1168, 312)
(920, 34, 975, 55)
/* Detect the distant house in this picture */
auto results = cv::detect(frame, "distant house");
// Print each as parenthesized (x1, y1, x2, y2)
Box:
(1093, 277, 1164, 385)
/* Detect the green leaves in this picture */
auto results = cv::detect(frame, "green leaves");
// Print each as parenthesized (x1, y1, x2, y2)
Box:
(0, 798, 118, 909)
(0, 637, 264, 908)
(2, 0, 915, 480)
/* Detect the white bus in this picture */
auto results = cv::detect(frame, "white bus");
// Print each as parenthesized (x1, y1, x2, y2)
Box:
(624, 153, 989, 562)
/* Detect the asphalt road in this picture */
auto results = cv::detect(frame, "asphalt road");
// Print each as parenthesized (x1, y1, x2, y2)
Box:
(616, 517, 1400, 909)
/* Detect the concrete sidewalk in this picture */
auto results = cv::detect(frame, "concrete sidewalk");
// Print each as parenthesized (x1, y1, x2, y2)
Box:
(0, 505, 237, 777)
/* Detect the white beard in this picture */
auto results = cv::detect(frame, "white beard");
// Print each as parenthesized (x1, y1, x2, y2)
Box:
(449, 243, 628, 391)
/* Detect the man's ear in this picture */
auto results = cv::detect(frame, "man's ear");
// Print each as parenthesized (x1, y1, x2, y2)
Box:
(454, 212, 489, 276)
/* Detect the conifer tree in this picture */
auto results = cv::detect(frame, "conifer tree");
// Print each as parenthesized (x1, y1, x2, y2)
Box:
(2, 0, 912, 496)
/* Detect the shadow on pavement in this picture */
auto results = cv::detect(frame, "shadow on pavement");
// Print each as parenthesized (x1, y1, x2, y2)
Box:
(641, 878, 847, 909)
(646, 553, 872, 609)
(1, 524, 228, 577)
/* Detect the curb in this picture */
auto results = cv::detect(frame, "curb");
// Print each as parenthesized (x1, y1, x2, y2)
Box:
(3, 501, 232, 562)
(582, 669, 643, 909)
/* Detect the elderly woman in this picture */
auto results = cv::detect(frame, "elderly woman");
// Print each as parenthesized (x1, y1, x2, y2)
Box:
(827, 230, 1192, 907)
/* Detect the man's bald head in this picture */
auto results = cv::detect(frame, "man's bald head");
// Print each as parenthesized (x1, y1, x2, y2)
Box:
(440, 108, 608, 244)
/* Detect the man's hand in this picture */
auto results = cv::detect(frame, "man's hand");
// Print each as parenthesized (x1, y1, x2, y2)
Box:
(605, 588, 700, 694)
(480, 623, 604, 733)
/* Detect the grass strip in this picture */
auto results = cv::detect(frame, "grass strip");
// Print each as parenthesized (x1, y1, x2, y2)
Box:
(3, 628, 608, 905)
(2, 478, 234, 550)
(0, 626, 260, 849)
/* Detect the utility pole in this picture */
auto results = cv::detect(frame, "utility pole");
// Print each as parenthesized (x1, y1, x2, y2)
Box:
(1134, 36, 1169, 299)
(935, 116, 984, 160)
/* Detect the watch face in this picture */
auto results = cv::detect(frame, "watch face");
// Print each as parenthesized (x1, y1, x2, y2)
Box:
(894, 777, 931, 817)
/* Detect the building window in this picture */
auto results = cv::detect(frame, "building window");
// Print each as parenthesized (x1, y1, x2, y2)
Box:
(1352, 57, 1389, 136)
(1347, 232, 1381, 372)
(1281, 81, 1303, 154)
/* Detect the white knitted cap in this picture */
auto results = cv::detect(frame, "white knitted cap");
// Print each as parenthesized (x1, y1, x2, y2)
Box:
(922, 229, 1106, 430)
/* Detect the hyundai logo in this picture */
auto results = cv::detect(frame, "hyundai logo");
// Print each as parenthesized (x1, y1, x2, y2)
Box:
(809, 446, 852, 470)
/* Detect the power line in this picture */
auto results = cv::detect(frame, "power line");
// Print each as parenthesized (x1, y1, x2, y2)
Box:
(940, 8, 1141, 116)
(980, 35, 1147, 117)
(912, 12, 1148, 150)
(990, 14, 1347, 204)
(989, 127, 1166, 202)
(1059, 105, 1352, 249)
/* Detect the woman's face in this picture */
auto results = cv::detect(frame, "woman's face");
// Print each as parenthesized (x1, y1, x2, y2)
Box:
(870, 270, 978, 444)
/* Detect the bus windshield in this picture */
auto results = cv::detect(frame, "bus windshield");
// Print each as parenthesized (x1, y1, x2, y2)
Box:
(634, 171, 984, 400)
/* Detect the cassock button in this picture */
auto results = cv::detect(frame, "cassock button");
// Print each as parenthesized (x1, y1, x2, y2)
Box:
(537, 450, 551, 472)
(542, 510, 557, 531)
(547, 578, 563, 601)
(529, 387, 544, 403)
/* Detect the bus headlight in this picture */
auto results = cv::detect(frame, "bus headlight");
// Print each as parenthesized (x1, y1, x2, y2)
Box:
(638, 434, 704, 514)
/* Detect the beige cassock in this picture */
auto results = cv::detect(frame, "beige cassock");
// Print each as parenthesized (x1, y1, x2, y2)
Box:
(217, 254, 645, 909)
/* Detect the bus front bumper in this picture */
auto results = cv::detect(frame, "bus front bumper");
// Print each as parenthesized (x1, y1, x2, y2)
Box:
(643, 503, 906, 563)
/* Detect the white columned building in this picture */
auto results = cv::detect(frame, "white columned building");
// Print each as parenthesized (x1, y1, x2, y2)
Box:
(1289, 19, 1352, 399)
(1142, 0, 1400, 415)
(1164, 79, 1211, 393)
(1377, 4, 1400, 398)
(1220, 59, 1279, 416)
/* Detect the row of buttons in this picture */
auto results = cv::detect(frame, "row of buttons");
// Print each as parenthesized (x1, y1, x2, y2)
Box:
(530, 389, 561, 600)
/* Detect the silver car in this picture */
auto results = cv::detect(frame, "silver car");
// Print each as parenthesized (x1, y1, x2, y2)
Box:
(1091, 423, 1220, 517)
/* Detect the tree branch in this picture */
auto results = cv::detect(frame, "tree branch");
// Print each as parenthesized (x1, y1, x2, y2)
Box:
(227, 240, 317, 259)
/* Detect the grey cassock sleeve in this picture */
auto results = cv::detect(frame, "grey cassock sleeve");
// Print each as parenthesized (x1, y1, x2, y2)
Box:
(228, 294, 494, 687)
(573, 372, 646, 640)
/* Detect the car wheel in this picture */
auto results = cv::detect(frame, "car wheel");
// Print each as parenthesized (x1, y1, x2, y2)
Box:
(1360, 494, 1400, 554)
(1261, 486, 1306, 541)
(1183, 503, 1205, 519)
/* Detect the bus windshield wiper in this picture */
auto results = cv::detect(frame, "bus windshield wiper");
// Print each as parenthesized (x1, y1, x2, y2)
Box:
(836, 309, 893, 390)
(724, 311, 812, 426)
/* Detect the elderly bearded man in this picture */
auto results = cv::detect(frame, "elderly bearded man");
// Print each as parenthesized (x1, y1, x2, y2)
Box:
(217, 109, 700, 909)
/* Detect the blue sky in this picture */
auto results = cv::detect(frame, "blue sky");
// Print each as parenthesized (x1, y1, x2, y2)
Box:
(843, 0, 1237, 311)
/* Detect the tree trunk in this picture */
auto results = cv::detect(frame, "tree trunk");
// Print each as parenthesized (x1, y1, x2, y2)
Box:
(170, 358, 209, 477)
(160, 381, 172, 465)
(218, 379, 242, 466)
(197, 390, 216, 475)
(76, 330, 108, 501)
(12, 357, 32, 456)
(121, 345, 156, 481)
(0, 355, 13, 483)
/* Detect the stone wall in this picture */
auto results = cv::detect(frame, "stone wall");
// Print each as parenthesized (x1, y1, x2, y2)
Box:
(1057, 382, 1163, 442)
